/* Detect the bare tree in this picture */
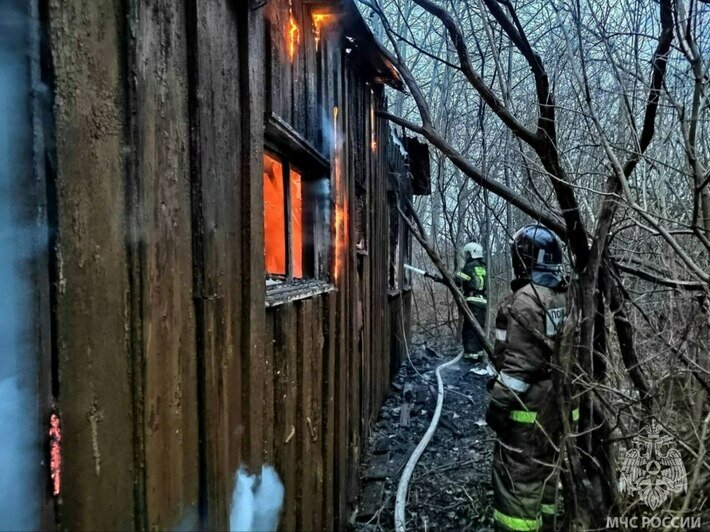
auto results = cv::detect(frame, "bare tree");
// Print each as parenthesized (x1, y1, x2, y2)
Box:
(362, 0, 710, 527)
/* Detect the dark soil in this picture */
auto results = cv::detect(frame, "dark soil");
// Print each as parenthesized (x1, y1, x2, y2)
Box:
(355, 339, 496, 531)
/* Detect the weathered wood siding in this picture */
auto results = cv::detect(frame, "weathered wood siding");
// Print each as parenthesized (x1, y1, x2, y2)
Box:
(132, 2, 200, 528)
(261, 2, 411, 524)
(50, 1, 136, 528)
(45, 0, 410, 528)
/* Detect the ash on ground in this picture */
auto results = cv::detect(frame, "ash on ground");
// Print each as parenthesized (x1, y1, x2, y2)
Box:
(355, 339, 495, 531)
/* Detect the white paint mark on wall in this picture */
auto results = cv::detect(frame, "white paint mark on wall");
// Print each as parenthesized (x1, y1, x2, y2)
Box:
(229, 465, 285, 532)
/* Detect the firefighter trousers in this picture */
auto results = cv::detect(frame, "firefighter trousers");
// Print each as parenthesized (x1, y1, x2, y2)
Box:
(492, 442, 559, 531)
(462, 302, 486, 354)
(488, 380, 577, 531)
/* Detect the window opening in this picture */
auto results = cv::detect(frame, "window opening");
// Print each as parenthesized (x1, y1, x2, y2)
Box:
(263, 153, 308, 280)
(290, 167, 303, 278)
(264, 154, 287, 276)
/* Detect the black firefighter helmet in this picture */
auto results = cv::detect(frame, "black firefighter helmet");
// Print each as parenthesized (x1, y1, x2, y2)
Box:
(510, 224, 564, 285)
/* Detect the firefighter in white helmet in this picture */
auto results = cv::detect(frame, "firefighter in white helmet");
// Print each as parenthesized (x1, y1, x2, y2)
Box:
(454, 241, 487, 361)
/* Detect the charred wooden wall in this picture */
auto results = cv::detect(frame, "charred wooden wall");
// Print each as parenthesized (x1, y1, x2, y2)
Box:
(261, 0, 412, 526)
(44, 0, 410, 529)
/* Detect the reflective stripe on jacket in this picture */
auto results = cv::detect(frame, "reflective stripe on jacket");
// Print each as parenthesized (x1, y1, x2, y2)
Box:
(455, 257, 487, 305)
(487, 282, 568, 473)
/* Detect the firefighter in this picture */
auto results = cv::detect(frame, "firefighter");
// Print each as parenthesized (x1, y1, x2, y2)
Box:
(486, 224, 572, 532)
(454, 241, 487, 361)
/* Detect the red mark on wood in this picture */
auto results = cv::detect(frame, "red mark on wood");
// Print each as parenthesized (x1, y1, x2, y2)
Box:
(49, 412, 62, 496)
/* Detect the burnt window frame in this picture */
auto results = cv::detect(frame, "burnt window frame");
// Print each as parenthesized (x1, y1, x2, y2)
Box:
(264, 116, 332, 291)
(262, 0, 336, 305)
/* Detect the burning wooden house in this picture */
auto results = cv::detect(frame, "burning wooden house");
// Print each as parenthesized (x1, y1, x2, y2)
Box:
(2, 0, 430, 529)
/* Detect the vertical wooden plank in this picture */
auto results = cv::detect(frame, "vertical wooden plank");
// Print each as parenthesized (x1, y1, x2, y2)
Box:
(330, 43, 349, 529)
(368, 87, 375, 424)
(263, 314, 275, 469)
(292, 0, 306, 134)
(272, 303, 298, 532)
(346, 67, 361, 510)
(337, 280, 349, 526)
(322, 292, 337, 528)
(132, 1, 199, 528)
(266, 0, 291, 126)
(311, 297, 325, 532)
(49, 0, 135, 528)
(188, 0, 262, 526)
(374, 103, 388, 409)
(240, 0, 267, 475)
(296, 299, 315, 531)
(263, 310, 275, 463)
(265, 1, 280, 120)
(304, 4, 319, 148)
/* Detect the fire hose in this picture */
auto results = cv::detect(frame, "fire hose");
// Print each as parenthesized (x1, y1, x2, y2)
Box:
(395, 266, 500, 531)
(393, 349, 463, 532)
(403, 263, 444, 284)
(404, 264, 498, 376)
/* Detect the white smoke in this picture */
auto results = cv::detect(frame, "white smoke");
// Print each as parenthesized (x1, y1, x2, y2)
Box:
(0, 377, 38, 530)
(229, 465, 285, 532)
(311, 177, 332, 223)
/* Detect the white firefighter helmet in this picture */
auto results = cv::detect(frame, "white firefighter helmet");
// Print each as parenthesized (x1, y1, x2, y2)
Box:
(460, 242, 484, 261)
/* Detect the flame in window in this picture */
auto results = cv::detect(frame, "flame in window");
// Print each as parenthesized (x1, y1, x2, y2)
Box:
(287, 3, 300, 63)
(290, 168, 303, 278)
(264, 154, 304, 278)
(264, 154, 286, 276)
(333, 107, 348, 283)
(312, 12, 332, 52)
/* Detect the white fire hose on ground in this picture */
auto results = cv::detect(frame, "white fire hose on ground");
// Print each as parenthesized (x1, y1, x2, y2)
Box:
(394, 350, 463, 532)
(395, 265, 500, 531)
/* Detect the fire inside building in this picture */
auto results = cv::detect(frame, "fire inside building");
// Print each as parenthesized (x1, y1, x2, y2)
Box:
(1, 0, 432, 529)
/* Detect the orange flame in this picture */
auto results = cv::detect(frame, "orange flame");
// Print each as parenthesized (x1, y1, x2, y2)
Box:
(287, 6, 300, 62)
(264, 154, 287, 276)
(333, 107, 348, 283)
(312, 13, 332, 52)
(290, 168, 304, 278)
(370, 91, 377, 151)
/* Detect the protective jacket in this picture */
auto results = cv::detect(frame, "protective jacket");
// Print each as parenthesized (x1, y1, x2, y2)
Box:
(455, 257, 487, 354)
(487, 280, 572, 531)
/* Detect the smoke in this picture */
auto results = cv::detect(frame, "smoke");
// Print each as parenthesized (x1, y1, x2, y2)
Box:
(229, 465, 285, 532)
(0, 378, 38, 529)
(310, 177, 331, 223)
(0, 1, 42, 529)
(171, 508, 199, 532)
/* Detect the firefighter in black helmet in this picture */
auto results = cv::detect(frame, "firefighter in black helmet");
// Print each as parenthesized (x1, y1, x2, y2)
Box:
(486, 224, 574, 532)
